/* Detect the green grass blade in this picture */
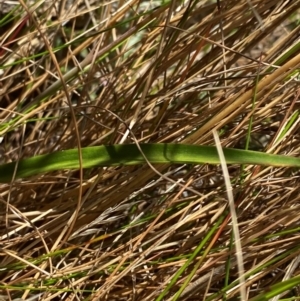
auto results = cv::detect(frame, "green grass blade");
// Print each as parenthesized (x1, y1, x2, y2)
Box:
(1, 143, 300, 182)
(248, 275, 300, 301)
(167, 213, 226, 301)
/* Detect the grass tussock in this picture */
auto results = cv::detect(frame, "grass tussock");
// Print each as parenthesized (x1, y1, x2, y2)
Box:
(0, 0, 300, 300)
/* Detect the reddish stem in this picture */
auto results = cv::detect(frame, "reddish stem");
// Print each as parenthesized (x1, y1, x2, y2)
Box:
(0, 14, 29, 57)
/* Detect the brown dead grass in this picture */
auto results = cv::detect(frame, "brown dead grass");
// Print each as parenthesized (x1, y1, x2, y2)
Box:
(0, 0, 300, 300)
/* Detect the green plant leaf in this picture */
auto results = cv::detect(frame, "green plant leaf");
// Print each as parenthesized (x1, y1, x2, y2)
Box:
(1, 143, 299, 183)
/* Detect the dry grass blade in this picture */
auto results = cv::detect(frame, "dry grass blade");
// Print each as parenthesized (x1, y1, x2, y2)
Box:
(213, 129, 246, 300)
(0, 0, 300, 300)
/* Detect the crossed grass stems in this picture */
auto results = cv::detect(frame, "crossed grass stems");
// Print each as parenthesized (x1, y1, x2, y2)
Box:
(0, 0, 300, 300)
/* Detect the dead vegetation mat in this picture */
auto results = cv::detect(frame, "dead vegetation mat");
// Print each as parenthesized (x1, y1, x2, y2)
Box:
(0, 0, 300, 300)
